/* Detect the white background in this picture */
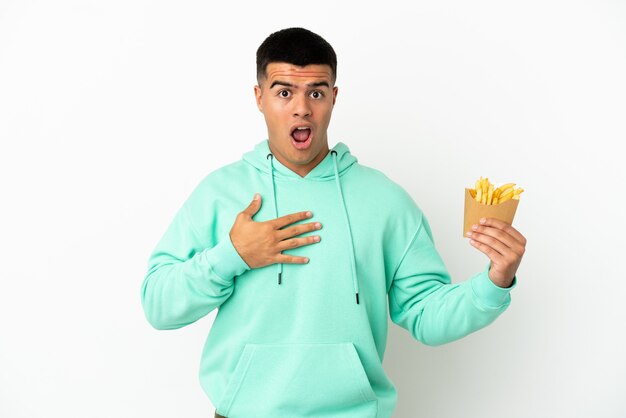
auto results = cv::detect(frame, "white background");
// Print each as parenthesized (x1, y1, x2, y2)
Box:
(1, 1, 625, 417)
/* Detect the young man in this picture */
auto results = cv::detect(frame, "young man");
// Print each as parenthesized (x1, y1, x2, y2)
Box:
(141, 28, 526, 418)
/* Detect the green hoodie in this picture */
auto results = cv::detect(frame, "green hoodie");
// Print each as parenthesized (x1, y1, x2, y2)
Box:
(141, 139, 515, 418)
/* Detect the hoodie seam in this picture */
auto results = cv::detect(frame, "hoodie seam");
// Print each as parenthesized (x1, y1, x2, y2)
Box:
(182, 204, 203, 243)
(391, 213, 425, 284)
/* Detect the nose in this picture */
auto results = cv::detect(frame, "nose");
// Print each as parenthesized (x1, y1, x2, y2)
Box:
(292, 93, 312, 117)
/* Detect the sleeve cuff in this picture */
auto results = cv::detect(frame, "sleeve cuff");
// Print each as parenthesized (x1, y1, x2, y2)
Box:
(202, 234, 250, 283)
(470, 264, 516, 309)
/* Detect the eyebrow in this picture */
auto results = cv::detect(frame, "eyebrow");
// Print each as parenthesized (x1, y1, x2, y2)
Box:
(269, 80, 330, 89)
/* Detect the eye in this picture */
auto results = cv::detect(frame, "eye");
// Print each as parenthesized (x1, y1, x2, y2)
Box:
(310, 90, 324, 99)
(279, 90, 291, 98)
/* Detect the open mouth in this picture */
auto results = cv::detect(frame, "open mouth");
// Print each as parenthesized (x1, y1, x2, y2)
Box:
(291, 126, 312, 149)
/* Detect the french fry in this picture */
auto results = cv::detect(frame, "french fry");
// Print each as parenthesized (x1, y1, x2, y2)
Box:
(499, 193, 513, 203)
(499, 190, 514, 203)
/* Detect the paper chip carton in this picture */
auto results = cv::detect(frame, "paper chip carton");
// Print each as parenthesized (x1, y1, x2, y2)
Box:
(463, 188, 519, 237)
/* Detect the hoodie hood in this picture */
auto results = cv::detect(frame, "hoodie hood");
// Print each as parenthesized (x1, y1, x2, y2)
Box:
(242, 139, 358, 181)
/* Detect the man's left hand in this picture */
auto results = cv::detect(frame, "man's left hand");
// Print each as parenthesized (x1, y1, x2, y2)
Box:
(466, 217, 527, 288)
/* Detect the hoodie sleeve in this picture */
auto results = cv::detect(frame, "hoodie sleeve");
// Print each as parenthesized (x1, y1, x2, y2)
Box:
(388, 213, 515, 346)
(140, 201, 250, 330)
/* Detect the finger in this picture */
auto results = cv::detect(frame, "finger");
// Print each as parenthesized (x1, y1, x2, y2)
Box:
(240, 193, 262, 219)
(469, 237, 505, 263)
(270, 210, 313, 229)
(467, 230, 508, 257)
(276, 254, 310, 264)
(276, 221, 322, 241)
(479, 218, 526, 245)
(276, 235, 321, 251)
(468, 224, 517, 251)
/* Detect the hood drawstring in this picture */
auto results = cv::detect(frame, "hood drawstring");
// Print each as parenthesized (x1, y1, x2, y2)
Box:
(331, 150, 360, 305)
(265, 150, 360, 305)
(266, 153, 283, 285)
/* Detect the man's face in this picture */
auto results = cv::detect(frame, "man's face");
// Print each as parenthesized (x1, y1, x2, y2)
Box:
(255, 62, 338, 177)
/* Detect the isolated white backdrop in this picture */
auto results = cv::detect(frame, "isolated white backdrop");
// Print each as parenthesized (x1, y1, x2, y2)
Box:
(1, 1, 625, 417)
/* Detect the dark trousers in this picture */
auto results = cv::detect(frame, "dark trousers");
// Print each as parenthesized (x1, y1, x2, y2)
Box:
(214, 412, 227, 418)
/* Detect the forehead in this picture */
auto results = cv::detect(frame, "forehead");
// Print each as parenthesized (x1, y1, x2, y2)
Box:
(264, 62, 333, 87)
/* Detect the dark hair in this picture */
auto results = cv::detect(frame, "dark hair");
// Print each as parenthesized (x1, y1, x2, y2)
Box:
(256, 27, 337, 84)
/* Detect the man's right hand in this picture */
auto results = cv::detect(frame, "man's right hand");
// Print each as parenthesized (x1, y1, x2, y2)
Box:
(229, 193, 322, 269)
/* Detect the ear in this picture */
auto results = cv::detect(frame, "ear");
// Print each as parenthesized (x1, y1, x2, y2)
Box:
(332, 86, 338, 106)
(254, 85, 263, 112)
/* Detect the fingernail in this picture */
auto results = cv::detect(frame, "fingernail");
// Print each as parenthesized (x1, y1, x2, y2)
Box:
(306, 211, 313, 217)
(470, 239, 476, 245)
(314, 236, 321, 242)
(472, 224, 478, 231)
(480, 218, 486, 224)
(304, 257, 310, 263)
(253, 193, 260, 200)
(315, 222, 322, 229)
(466, 231, 472, 237)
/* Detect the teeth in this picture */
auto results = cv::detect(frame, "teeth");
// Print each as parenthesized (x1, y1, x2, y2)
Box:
(296, 127, 309, 130)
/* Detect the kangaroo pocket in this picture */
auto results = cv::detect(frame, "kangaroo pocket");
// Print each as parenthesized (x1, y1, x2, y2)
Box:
(216, 342, 378, 418)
